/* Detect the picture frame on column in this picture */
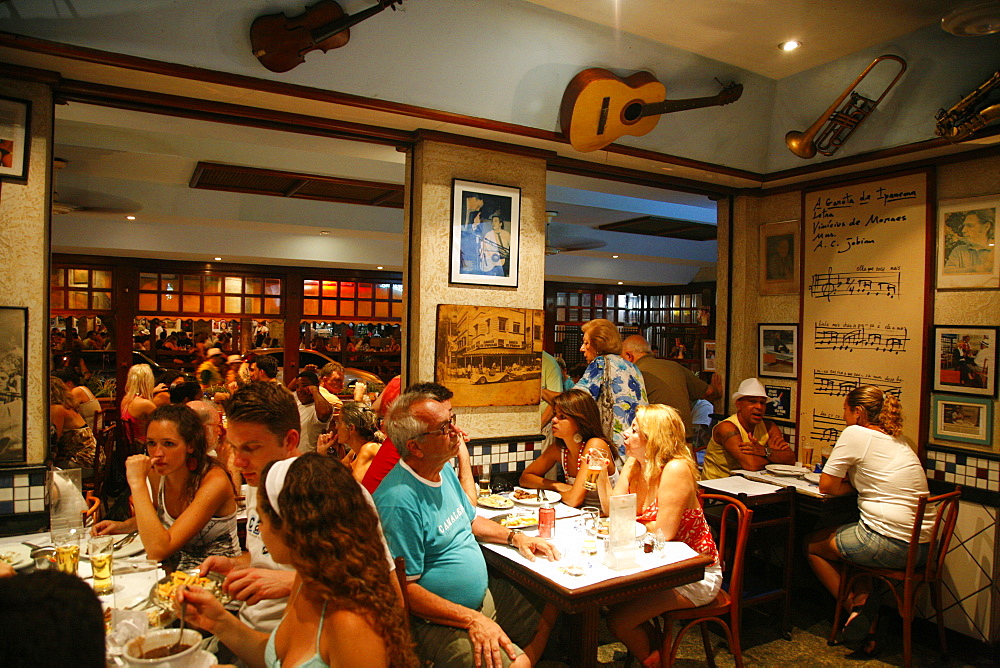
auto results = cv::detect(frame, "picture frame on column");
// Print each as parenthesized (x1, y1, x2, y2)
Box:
(0, 306, 28, 464)
(0, 95, 31, 183)
(449, 179, 520, 288)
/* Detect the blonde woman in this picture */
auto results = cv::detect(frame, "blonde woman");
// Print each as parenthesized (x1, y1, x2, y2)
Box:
(595, 404, 721, 667)
(120, 364, 158, 448)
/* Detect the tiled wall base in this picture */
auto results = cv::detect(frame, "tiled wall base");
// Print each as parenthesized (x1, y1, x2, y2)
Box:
(469, 435, 544, 474)
(915, 500, 997, 643)
(925, 446, 999, 506)
(0, 466, 49, 537)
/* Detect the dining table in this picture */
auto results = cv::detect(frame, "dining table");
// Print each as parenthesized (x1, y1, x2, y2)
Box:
(476, 499, 712, 668)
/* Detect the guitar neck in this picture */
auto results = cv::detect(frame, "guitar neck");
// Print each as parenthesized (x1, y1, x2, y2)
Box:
(311, 1, 393, 44)
(640, 94, 726, 118)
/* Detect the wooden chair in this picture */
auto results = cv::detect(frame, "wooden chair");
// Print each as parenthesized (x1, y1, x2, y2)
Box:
(394, 555, 409, 615)
(82, 490, 102, 525)
(659, 493, 754, 667)
(827, 488, 962, 667)
(87, 424, 118, 502)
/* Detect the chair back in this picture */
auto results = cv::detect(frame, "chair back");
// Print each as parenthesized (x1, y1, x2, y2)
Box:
(701, 494, 753, 617)
(907, 488, 961, 583)
(394, 555, 409, 615)
(90, 424, 117, 500)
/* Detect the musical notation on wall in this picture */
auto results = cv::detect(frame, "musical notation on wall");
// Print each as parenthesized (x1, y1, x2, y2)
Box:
(813, 323, 909, 354)
(809, 410, 845, 445)
(809, 268, 900, 301)
(813, 370, 903, 399)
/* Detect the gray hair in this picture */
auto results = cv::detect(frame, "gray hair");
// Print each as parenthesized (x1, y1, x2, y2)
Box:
(340, 400, 384, 443)
(622, 335, 652, 356)
(384, 390, 438, 458)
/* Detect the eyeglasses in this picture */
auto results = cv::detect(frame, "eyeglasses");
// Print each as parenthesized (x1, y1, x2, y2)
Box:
(416, 414, 458, 439)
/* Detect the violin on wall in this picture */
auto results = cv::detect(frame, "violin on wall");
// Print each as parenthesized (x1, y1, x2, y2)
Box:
(250, 0, 405, 73)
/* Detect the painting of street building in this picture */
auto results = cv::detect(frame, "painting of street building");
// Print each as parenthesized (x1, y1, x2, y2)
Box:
(435, 305, 544, 407)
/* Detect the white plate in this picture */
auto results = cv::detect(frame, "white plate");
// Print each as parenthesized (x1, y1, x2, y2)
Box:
(765, 464, 811, 477)
(190, 649, 217, 668)
(597, 520, 647, 539)
(509, 488, 560, 506)
(477, 494, 514, 510)
(0, 544, 32, 570)
(114, 535, 146, 559)
(804, 472, 821, 485)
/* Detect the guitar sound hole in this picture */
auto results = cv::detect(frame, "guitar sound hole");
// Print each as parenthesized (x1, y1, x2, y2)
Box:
(622, 102, 644, 123)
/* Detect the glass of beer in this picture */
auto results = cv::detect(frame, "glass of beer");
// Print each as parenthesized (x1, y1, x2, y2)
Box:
(52, 527, 82, 576)
(581, 506, 600, 556)
(88, 535, 115, 595)
(478, 466, 491, 496)
(582, 448, 607, 491)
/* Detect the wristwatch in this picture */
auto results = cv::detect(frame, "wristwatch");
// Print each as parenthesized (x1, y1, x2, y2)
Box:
(764, 445, 772, 460)
(506, 529, 521, 547)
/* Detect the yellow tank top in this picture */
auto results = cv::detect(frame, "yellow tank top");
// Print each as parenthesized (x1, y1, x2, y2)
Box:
(702, 415, 769, 480)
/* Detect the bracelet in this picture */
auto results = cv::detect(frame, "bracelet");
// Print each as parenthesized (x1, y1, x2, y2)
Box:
(506, 529, 520, 547)
(764, 446, 772, 459)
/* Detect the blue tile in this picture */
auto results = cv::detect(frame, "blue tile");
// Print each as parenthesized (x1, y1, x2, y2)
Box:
(0, 501, 13, 515)
(946, 463, 956, 473)
(508, 444, 518, 453)
(29, 471, 45, 486)
(0, 476, 12, 489)
(482, 445, 492, 455)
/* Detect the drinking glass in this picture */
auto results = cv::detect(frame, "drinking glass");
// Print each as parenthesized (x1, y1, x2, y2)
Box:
(478, 466, 491, 496)
(581, 506, 600, 557)
(88, 535, 115, 595)
(52, 526, 83, 576)
(582, 448, 606, 491)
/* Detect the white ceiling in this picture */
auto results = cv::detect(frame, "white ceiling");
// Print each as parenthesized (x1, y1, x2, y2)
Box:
(523, 0, 951, 79)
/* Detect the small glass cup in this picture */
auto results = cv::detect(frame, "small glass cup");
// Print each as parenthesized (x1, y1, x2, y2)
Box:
(478, 466, 491, 496)
(581, 506, 600, 557)
(51, 526, 83, 576)
(88, 535, 115, 595)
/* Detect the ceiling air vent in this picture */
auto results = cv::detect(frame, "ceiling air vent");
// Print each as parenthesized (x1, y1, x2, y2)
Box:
(598, 216, 717, 241)
(189, 162, 404, 208)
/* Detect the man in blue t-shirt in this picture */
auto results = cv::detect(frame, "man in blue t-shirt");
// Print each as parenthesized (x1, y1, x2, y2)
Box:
(374, 389, 560, 667)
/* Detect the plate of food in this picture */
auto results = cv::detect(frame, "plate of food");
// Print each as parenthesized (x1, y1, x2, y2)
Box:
(491, 512, 538, 530)
(765, 464, 811, 477)
(0, 544, 32, 570)
(597, 519, 647, 539)
(477, 494, 514, 510)
(510, 488, 560, 506)
(804, 472, 821, 485)
(148, 569, 231, 622)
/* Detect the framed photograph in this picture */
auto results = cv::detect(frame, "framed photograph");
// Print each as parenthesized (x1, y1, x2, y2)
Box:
(933, 325, 997, 397)
(702, 340, 716, 372)
(759, 323, 798, 378)
(764, 384, 794, 420)
(434, 304, 544, 407)
(932, 394, 993, 448)
(937, 195, 999, 289)
(759, 220, 799, 295)
(0, 307, 28, 464)
(0, 96, 31, 183)
(449, 179, 520, 288)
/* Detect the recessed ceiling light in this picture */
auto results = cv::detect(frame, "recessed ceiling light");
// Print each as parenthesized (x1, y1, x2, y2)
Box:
(126, 215, 135, 220)
(779, 40, 801, 51)
(617, 281, 624, 285)
(214, 257, 222, 261)
(377, 266, 384, 270)
(612, 255, 619, 259)
(319, 230, 331, 236)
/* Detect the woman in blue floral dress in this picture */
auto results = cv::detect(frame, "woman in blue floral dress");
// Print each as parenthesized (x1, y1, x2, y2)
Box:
(544, 319, 647, 457)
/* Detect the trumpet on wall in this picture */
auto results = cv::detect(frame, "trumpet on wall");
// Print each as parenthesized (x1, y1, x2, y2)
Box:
(785, 55, 907, 159)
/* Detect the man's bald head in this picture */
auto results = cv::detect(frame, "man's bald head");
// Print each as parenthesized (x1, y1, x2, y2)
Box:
(621, 335, 652, 363)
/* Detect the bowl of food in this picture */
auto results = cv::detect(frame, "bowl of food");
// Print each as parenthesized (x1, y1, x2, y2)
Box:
(123, 628, 202, 667)
(148, 570, 230, 618)
(492, 512, 538, 530)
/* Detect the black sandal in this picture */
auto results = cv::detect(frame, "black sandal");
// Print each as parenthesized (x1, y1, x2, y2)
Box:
(839, 592, 881, 646)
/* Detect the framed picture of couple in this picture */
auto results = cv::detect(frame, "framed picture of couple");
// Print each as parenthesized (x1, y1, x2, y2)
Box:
(932, 325, 997, 398)
(449, 179, 521, 288)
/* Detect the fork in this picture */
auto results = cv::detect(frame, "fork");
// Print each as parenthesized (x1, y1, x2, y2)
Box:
(112, 531, 139, 551)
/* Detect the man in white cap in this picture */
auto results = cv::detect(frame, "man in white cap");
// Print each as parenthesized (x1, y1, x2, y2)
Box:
(702, 377, 794, 479)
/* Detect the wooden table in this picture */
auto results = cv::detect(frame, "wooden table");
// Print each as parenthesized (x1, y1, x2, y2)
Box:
(478, 509, 711, 668)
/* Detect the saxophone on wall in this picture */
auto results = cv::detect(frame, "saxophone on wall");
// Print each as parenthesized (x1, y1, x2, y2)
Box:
(935, 70, 1000, 142)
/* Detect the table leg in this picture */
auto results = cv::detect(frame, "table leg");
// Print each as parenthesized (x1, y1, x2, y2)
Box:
(567, 608, 601, 668)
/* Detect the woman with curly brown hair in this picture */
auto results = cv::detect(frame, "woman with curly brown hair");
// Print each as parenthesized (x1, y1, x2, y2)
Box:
(806, 385, 930, 655)
(181, 452, 416, 667)
(519, 388, 617, 508)
(92, 404, 239, 572)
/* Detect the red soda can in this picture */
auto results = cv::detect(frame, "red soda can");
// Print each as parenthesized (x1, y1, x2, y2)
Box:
(538, 504, 555, 538)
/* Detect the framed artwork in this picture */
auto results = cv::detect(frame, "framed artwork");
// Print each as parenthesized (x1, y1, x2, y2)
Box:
(937, 195, 999, 289)
(759, 220, 799, 295)
(434, 304, 544, 407)
(931, 394, 993, 448)
(0, 307, 27, 464)
(449, 179, 520, 288)
(759, 324, 798, 379)
(0, 96, 31, 183)
(764, 384, 794, 421)
(702, 340, 716, 372)
(933, 325, 997, 398)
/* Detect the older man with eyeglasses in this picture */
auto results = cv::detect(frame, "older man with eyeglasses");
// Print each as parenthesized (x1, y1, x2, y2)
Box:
(374, 388, 561, 668)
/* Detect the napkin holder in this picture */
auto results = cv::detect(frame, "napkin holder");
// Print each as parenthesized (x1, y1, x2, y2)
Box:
(605, 493, 638, 570)
(47, 468, 85, 531)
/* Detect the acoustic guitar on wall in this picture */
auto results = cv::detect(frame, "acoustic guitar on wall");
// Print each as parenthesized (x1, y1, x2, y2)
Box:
(559, 68, 744, 153)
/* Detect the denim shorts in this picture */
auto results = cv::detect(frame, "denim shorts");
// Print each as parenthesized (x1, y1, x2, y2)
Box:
(835, 520, 926, 569)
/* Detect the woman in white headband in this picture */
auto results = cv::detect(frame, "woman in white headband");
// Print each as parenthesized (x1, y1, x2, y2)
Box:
(180, 453, 417, 667)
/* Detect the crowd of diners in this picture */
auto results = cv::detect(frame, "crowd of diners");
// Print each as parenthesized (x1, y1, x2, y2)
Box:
(2, 318, 934, 667)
